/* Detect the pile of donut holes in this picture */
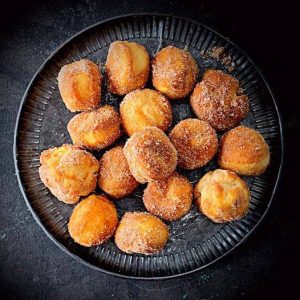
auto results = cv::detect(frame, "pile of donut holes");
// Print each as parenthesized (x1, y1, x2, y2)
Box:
(39, 41, 270, 255)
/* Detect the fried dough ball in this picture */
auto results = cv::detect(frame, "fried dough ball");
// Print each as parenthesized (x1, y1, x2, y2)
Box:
(190, 69, 249, 131)
(115, 212, 169, 254)
(152, 46, 199, 99)
(67, 105, 121, 150)
(68, 194, 118, 247)
(124, 127, 177, 183)
(143, 172, 193, 221)
(120, 89, 172, 136)
(58, 59, 102, 112)
(98, 146, 139, 199)
(219, 126, 270, 176)
(194, 169, 250, 223)
(169, 119, 218, 170)
(39, 144, 99, 204)
(105, 41, 150, 95)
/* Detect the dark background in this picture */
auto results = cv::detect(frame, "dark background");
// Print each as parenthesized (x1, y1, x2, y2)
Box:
(0, 0, 298, 299)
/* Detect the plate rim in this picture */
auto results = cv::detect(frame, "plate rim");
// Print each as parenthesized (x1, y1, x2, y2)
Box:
(13, 13, 285, 280)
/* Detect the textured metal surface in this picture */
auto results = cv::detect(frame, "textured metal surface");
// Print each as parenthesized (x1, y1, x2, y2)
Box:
(14, 14, 283, 279)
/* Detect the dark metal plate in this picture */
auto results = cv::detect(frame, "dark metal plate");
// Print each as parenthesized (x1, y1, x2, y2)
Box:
(14, 14, 283, 279)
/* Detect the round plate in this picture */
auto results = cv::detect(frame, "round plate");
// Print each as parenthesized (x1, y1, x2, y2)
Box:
(14, 14, 283, 279)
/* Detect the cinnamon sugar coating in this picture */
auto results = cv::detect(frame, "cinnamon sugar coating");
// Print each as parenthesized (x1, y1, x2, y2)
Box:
(58, 59, 102, 112)
(190, 69, 249, 131)
(194, 169, 250, 223)
(115, 212, 169, 254)
(120, 89, 172, 136)
(39, 144, 99, 204)
(152, 46, 199, 99)
(218, 126, 270, 175)
(105, 41, 150, 95)
(143, 172, 193, 221)
(169, 118, 218, 170)
(124, 127, 177, 183)
(67, 105, 121, 150)
(98, 146, 139, 199)
(68, 194, 118, 247)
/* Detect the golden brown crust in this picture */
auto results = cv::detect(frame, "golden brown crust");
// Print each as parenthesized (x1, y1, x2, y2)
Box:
(67, 105, 121, 150)
(105, 41, 150, 95)
(39, 144, 99, 204)
(98, 146, 139, 199)
(143, 172, 193, 221)
(152, 46, 199, 99)
(120, 89, 172, 136)
(124, 127, 178, 183)
(58, 59, 102, 112)
(114, 212, 169, 254)
(169, 118, 218, 170)
(190, 69, 249, 131)
(68, 194, 118, 247)
(194, 169, 250, 223)
(218, 126, 270, 176)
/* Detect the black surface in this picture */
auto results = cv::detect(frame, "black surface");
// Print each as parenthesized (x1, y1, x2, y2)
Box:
(0, 0, 297, 298)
